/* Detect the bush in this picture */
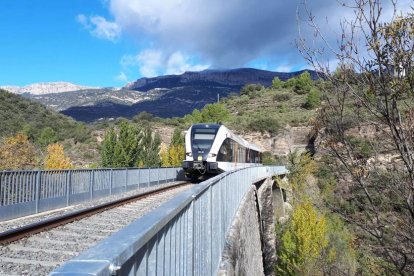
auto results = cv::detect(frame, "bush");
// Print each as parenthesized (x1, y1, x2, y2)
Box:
(248, 117, 280, 135)
(293, 72, 313, 95)
(240, 84, 264, 96)
(274, 93, 291, 102)
(272, 77, 283, 89)
(303, 89, 321, 109)
(133, 111, 154, 122)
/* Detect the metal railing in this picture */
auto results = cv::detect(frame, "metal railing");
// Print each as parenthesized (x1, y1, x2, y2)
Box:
(51, 166, 288, 276)
(0, 167, 181, 221)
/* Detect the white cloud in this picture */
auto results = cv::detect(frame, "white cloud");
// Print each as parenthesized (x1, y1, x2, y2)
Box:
(165, 52, 209, 75)
(77, 14, 121, 42)
(275, 65, 292, 73)
(106, 0, 352, 68)
(115, 71, 128, 82)
(121, 49, 209, 77)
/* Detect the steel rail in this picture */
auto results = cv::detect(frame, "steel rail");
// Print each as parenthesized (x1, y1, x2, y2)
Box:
(0, 182, 188, 244)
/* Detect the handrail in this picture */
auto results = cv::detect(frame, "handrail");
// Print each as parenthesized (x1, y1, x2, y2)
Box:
(51, 166, 288, 275)
(0, 167, 181, 221)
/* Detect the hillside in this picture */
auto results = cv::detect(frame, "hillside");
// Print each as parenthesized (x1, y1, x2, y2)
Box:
(0, 89, 88, 141)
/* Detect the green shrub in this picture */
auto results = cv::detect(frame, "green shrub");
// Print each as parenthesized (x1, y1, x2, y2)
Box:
(272, 77, 283, 89)
(303, 89, 321, 109)
(240, 84, 264, 96)
(248, 117, 280, 135)
(293, 72, 313, 94)
(274, 93, 291, 102)
(132, 111, 154, 122)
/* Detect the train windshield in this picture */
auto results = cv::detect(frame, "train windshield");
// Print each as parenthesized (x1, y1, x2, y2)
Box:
(191, 127, 218, 153)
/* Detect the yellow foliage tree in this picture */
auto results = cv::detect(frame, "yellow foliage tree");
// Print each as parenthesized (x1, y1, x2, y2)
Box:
(168, 144, 184, 166)
(44, 143, 73, 169)
(160, 144, 171, 167)
(160, 144, 185, 167)
(277, 201, 328, 275)
(0, 133, 37, 170)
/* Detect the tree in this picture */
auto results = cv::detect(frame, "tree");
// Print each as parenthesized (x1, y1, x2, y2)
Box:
(44, 143, 73, 169)
(299, 1, 414, 273)
(160, 144, 171, 167)
(0, 133, 37, 170)
(171, 128, 184, 146)
(200, 103, 230, 123)
(272, 77, 283, 89)
(277, 202, 328, 275)
(160, 128, 185, 167)
(38, 127, 57, 147)
(304, 88, 321, 109)
(184, 103, 231, 125)
(114, 121, 139, 167)
(136, 124, 161, 167)
(293, 71, 313, 95)
(101, 128, 117, 167)
(100, 122, 162, 168)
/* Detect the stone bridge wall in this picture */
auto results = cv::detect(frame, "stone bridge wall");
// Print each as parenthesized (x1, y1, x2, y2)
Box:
(218, 178, 276, 276)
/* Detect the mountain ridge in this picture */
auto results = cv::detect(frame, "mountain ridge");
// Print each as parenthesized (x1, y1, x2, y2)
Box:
(124, 68, 318, 91)
(1, 82, 100, 95)
(62, 68, 319, 122)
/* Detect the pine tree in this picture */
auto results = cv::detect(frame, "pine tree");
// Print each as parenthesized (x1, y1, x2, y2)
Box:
(171, 128, 184, 146)
(101, 128, 117, 167)
(116, 121, 139, 167)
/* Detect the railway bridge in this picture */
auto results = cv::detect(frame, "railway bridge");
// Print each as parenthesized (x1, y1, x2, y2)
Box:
(0, 166, 288, 275)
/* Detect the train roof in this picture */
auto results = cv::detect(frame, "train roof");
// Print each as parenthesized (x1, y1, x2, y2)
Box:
(189, 124, 263, 152)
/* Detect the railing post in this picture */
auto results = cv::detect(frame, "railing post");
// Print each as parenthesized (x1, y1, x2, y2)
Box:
(157, 168, 160, 185)
(90, 170, 94, 200)
(125, 168, 128, 192)
(191, 198, 196, 275)
(148, 168, 150, 187)
(110, 169, 113, 195)
(138, 168, 140, 190)
(66, 170, 71, 206)
(35, 170, 41, 214)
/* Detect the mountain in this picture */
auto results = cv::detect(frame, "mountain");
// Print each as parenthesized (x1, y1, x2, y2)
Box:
(23, 88, 161, 111)
(124, 68, 318, 91)
(61, 68, 319, 122)
(1, 82, 99, 95)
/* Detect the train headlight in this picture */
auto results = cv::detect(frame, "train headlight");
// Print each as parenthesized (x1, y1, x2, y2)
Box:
(208, 153, 217, 157)
(186, 152, 192, 157)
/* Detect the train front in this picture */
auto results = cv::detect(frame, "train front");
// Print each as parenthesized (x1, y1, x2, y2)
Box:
(182, 124, 221, 179)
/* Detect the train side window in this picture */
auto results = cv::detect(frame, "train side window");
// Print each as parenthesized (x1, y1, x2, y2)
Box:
(217, 138, 233, 162)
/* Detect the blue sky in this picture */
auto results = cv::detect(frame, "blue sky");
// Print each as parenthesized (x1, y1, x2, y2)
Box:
(0, 1, 131, 87)
(0, 0, 408, 87)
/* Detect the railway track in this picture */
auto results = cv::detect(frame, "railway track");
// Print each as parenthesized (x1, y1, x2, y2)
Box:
(0, 182, 192, 275)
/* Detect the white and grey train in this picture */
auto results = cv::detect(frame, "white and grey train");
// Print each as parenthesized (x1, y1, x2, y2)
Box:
(182, 124, 262, 179)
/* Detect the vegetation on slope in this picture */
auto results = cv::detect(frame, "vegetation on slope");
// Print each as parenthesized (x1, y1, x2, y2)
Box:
(0, 89, 99, 169)
(0, 89, 89, 143)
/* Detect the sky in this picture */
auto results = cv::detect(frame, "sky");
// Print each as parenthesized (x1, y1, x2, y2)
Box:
(0, 0, 411, 87)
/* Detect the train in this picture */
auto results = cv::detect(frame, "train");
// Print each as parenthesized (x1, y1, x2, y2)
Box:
(182, 123, 262, 180)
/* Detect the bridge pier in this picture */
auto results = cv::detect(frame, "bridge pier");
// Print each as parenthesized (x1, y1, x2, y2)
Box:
(218, 177, 278, 276)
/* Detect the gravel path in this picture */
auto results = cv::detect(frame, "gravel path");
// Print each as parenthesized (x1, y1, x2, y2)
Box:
(0, 183, 192, 276)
